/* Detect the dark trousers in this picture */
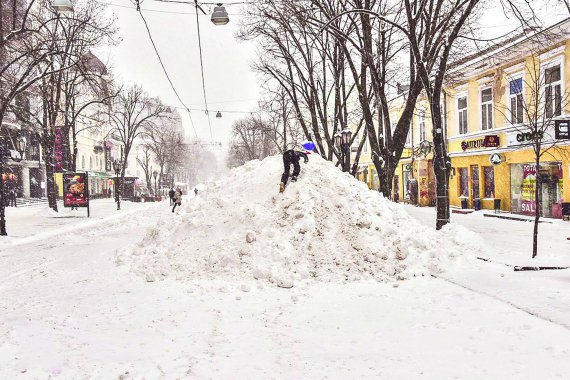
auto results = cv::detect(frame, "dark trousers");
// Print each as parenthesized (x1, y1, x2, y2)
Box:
(169, 196, 174, 206)
(172, 202, 180, 212)
(10, 197, 17, 207)
(281, 155, 300, 185)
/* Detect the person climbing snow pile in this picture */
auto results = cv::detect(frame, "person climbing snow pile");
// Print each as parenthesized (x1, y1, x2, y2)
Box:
(279, 141, 314, 193)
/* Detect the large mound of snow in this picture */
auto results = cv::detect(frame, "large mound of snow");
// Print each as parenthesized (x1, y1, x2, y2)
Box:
(117, 155, 483, 287)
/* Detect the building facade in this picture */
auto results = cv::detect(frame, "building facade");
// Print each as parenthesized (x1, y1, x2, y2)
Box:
(355, 19, 570, 218)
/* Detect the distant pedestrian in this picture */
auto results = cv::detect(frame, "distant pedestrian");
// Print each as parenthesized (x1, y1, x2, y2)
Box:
(107, 188, 112, 198)
(168, 188, 175, 206)
(9, 188, 17, 207)
(194, 188, 198, 196)
(172, 187, 182, 212)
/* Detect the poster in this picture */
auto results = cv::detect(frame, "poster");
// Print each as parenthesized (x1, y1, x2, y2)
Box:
(520, 164, 536, 216)
(63, 172, 89, 207)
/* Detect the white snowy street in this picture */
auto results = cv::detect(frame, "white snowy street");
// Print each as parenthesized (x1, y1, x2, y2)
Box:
(1, 158, 570, 379)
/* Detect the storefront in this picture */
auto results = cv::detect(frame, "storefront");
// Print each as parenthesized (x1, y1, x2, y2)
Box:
(449, 133, 504, 210)
(395, 153, 434, 206)
(449, 131, 570, 217)
(509, 162, 564, 217)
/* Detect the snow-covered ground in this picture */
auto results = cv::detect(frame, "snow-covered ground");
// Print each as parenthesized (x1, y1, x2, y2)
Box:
(402, 205, 570, 267)
(1, 156, 569, 379)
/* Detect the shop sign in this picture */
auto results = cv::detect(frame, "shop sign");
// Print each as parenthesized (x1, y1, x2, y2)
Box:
(489, 153, 503, 166)
(555, 120, 570, 139)
(63, 172, 89, 208)
(506, 126, 557, 147)
(461, 135, 499, 151)
(104, 142, 112, 171)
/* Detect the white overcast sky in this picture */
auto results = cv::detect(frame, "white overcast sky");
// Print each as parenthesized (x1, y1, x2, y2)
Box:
(97, 0, 570, 145)
(98, 0, 260, 146)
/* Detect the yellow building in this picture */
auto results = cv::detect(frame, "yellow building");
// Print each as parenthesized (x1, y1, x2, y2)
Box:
(354, 97, 437, 207)
(445, 19, 570, 217)
(355, 19, 570, 218)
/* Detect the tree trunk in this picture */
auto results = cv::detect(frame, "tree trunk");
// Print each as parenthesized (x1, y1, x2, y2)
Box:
(532, 158, 541, 258)
(44, 142, 58, 212)
(430, 93, 451, 230)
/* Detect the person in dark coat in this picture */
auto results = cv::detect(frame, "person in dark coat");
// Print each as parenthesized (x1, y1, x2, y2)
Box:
(9, 188, 17, 207)
(194, 188, 198, 196)
(168, 188, 175, 206)
(279, 149, 309, 193)
(172, 188, 182, 212)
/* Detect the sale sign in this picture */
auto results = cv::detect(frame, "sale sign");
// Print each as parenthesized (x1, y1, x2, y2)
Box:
(63, 172, 89, 207)
(520, 164, 536, 216)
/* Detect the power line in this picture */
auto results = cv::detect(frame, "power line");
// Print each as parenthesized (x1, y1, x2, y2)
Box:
(108, 2, 243, 15)
(134, 0, 200, 141)
(193, 0, 214, 141)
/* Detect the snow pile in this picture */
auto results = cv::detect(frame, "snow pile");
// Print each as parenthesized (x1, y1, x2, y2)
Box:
(117, 155, 483, 287)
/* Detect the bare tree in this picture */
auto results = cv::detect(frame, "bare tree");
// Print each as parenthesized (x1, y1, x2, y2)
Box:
(136, 144, 153, 195)
(143, 114, 185, 189)
(108, 84, 167, 196)
(227, 115, 278, 167)
(490, 31, 570, 258)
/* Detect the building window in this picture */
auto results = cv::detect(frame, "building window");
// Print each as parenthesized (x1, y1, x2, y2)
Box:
(81, 156, 85, 169)
(363, 137, 368, 153)
(458, 96, 468, 134)
(480, 88, 493, 130)
(405, 124, 412, 146)
(459, 167, 469, 197)
(509, 78, 524, 125)
(418, 110, 426, 141)
(484, 166, 495, 198)
(89, 157, 93, 170)
(544, 64, 562, 118)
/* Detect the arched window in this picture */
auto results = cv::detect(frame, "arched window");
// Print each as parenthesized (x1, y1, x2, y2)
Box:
(89, 157, 93, 169)
(81, 156, 85, 169)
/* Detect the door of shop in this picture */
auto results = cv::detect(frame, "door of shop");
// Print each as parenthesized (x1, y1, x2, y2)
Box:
(471, 165, 480, 208)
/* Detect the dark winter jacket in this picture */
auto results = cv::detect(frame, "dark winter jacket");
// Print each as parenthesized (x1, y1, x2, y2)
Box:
(168, 189, 175, 199)
(283, 149, 309, 164)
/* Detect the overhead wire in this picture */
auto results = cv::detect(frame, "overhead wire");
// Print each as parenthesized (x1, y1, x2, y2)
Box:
(133, 0, 200, 141)
(193, 0, 214, 141)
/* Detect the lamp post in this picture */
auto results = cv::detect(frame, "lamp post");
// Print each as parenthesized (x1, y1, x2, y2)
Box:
(341, 128, 352, 173)
(112, 159, 121, 210)
(334, 131, 343, 169)
(335, 129, 352, 172)
(0, 134, 27, 236)
(152, 170, 158, 196)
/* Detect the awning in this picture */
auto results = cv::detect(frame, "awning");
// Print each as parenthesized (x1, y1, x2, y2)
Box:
(88, 171, 112, 179)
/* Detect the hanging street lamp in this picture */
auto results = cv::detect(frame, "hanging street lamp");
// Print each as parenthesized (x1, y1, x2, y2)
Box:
(52, 0, 75, 14)
(211, 3, 229, 25)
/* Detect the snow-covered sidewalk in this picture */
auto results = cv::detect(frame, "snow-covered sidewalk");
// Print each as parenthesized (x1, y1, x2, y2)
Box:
(0, 198, 165, 250)
(402, 205, 570, 267)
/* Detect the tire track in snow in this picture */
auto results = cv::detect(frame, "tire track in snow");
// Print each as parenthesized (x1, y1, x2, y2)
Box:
(430, 274, 570, 331)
